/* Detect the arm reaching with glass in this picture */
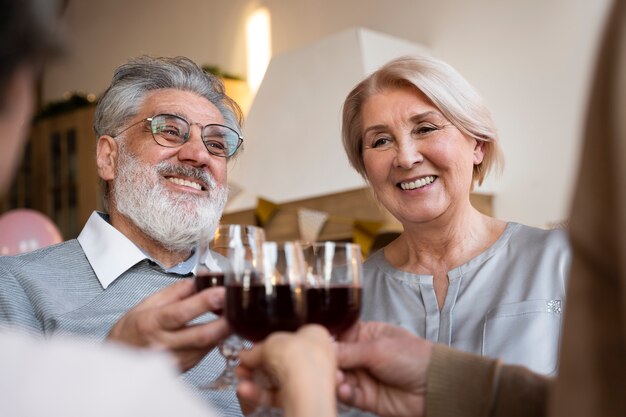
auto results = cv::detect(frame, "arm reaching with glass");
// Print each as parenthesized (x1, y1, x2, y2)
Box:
(107, 279, 229, 372)
(335, 321, 432, 417)
(337, 321, 550, 417)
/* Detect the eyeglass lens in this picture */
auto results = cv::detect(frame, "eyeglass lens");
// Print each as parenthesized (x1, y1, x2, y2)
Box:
(150, 114, 241, 157)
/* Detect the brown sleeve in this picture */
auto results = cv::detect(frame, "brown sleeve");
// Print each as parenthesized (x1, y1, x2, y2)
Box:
(426, 345, 552, 417)
(491, 362, 551, 417)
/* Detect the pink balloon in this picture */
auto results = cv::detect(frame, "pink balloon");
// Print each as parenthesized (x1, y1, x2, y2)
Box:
(0, 209, 63, 255)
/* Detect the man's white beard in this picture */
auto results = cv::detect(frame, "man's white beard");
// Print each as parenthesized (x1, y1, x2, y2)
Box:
(113, 145, 227, 253)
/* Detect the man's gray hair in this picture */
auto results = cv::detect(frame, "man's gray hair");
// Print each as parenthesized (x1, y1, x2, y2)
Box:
(94, 55, 242, 138)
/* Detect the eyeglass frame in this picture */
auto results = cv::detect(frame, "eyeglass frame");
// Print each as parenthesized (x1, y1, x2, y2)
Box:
(112, 113, 244, 158)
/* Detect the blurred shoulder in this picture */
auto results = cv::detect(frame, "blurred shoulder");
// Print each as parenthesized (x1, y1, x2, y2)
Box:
(0, 239, 83, 268)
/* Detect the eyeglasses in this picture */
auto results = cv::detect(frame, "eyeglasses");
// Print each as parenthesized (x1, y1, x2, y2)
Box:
(114, 113, 243, 158)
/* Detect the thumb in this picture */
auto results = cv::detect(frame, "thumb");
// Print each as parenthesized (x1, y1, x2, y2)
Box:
(238, 344, 264, 369)
(336, 339, 375, 370)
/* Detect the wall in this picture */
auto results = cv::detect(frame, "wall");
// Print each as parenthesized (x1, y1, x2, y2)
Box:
(44, 0, 252, 99)
(44, 0, 613, 227)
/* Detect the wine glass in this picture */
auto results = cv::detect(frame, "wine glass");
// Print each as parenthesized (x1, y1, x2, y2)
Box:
(226, 241, 307, 417)
(303, 241, 363, 336)
(303, 241, 362, 415)
(225, 240, 307, 342)
(195, 224, 265, 390)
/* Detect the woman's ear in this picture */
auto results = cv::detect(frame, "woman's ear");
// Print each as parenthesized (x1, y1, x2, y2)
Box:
(96, 136, 118, 181)
(473, 140, 486, 165)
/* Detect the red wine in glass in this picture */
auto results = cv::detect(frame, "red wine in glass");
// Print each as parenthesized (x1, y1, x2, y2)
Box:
(195, 272, 225, 291)
(226, 282, 304, 342)
(306, 286, 362, 336)
(194, 224, 266, 391)
(195, 272, 225, 315)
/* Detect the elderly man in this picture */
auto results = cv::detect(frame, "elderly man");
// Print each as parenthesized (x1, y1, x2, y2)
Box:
(0, 55, 243, 416)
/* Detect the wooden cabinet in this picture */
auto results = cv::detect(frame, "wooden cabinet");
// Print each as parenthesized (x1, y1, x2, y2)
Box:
(1, 106, 102, 239)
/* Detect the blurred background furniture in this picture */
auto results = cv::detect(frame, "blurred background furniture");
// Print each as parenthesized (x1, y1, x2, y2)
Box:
(0, 106, 101, 240)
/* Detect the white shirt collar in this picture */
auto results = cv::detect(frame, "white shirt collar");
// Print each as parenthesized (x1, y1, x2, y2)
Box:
(78, 211, 224, 289)
(77, 212, 148, 289)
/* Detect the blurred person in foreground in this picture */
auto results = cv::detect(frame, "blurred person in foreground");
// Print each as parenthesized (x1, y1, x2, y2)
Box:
(0, 0, 59, 196)
(340, 53, 571, 377)
(0, 1, 219, 416)
(0, 53, 246, 414)
(242, 0, 626, 415)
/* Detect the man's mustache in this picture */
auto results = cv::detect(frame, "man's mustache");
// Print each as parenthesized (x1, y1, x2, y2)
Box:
(154, 162, 217, 191)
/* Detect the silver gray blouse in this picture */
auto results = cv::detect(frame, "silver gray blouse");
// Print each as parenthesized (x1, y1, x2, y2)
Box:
(360, 222, 571, 375)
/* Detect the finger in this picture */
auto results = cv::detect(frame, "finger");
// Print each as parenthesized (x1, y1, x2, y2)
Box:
(236, 363, 255, 380)
(296, 325, 334, 357)
(134, 279, 197, 310)
(163, 317, 230, 350)
(238, 332, 298, 370)
(336, 320, 365, 343)
(237, 380, 262, 405)
(335, 369, 345, 385)
(337, 382, 355, 404)
(238, 343, 264, 369)
(297, 324, 332, 341)
(237, 380, 275, 410)
(337, 372, 369, 409)
(155, 287, 225, 330)
(335, 370, 351, 401)
(336, 339, 375, 370)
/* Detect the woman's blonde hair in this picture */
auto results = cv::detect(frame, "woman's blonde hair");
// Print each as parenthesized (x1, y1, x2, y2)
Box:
(341, 55, 503, 186)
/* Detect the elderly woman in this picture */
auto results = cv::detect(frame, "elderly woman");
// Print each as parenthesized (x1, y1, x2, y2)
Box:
(341, 55, 570, 376)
